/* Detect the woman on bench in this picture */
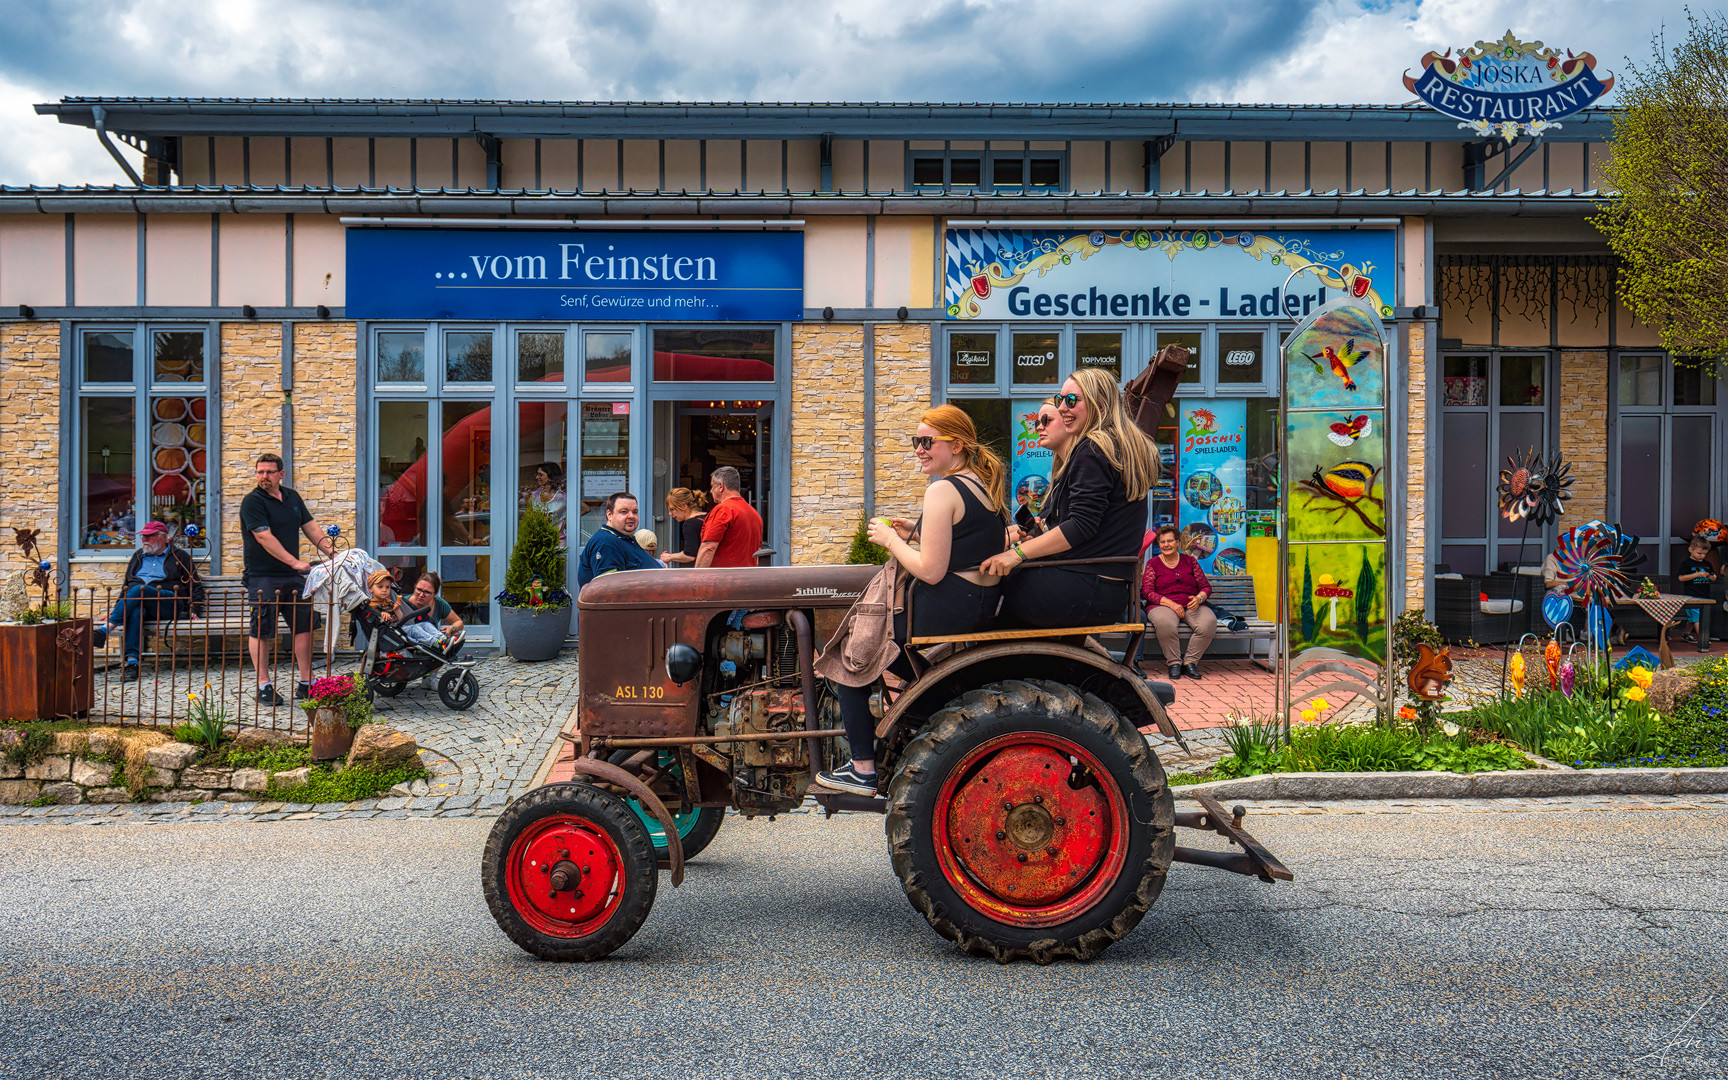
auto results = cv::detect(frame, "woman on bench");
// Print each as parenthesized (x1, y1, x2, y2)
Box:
(1142, 523, 1215, 680)
(815, 405, 1009, 797)
(982, 368, 1159, 628)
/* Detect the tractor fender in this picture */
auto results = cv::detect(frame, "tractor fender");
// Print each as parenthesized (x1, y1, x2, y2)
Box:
(562, 759, 686, 887)
(873, 640, 1184, 746)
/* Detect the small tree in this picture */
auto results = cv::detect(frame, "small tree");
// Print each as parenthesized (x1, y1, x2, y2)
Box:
(503, 503, 567, 605)
(1355, 551, 1378, 641)
(1299, 551, 1317, 643)
(1594, 12, 1728, 363)
(846, 512, 890, 565)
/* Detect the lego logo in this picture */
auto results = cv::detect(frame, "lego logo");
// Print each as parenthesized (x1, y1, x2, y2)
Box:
(1225, 350, 1256, 366)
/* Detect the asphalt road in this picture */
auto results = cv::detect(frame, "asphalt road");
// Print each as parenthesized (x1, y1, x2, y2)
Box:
(1, 806, 1725, 1080)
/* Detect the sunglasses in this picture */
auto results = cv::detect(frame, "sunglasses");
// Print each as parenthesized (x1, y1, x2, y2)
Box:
(910, 435, 954, 451)
(1053, 393, 1083, 409)
(1034, 414, 1057, 430)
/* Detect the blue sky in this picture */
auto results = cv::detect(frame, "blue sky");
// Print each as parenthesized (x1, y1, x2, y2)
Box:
(0, 0, 1692, 186)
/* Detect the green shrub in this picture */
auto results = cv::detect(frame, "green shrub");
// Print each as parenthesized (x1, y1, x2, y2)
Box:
(263, 761, 428, 803)
(223, 744, 312, 772)
(845, 512, 890, 565)
(1391, 607, 1446, 669)
(502, 502, 567, 603)
(1459, 689, 1661, 766)
(1211, 721, 1531, 778)
(1, 723, 56, 768)
(1651, 658, 1728, 766)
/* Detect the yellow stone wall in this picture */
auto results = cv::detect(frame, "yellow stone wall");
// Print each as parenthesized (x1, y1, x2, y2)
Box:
(1557, 349, 1610, 522)
(218, 322, 287, 576)
(870, 322, 933, 525)
(289, 323, 359, 549)
(788, 324, 865, 564)
(0, 323, 62, 578)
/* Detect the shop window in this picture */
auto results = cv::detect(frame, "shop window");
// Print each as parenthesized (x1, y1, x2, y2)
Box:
(75, 326, 211, 554)
(1075, 331, 1122, 379)
(1010, 330, 1059, 386)
(440, 401, 492, 547)
(377, 401, 430, 547)
(516, 331, 565, 384)
(518, 401, 570, 544)
(947, 331, 997, 386)
(1673, 364, 1717, 406)
(1443, 356, 1488, 406)
(954, 399, 1011, 466)
(578, 402, 631, 548)
(950, 158, 982, 187)
(1498, 354, 1545, 406)
(993, 158, 1025, 188)
(376, 331, 427, 383)
(912, 158, 945, 186)
(651, 328, 775, 382)
(1028, 158, 1062, 188)
(1617, 355, 1663, 406)
(1217, 331, 1265, 386)
(1159, 331, 1203, 385)
(439, 554, 491, 628)
(584, 330, 633, 384)
(445, 331, 494, 383)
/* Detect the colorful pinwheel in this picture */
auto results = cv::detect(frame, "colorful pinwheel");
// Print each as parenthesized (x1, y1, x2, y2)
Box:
(1496, 447, 1574, 525)
(1553, 526, 1631, 604)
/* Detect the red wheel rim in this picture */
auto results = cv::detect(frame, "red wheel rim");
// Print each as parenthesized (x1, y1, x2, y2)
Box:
(503, 813, 627, 938)
(932, 732, 1129, 928)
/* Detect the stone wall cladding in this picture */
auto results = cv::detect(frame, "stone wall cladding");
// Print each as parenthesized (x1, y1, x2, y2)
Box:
(871, 323, 933, 524)
(1405, 322, 1428, 607)
(1557, 349, 1609, 523)
(789, 324, 865, 565)
(290, 323, 359, 547)
(219, 323, 286, 576)
(0, 323, 62, 558)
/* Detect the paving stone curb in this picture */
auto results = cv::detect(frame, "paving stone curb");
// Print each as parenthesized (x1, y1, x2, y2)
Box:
(1174, 766, 1728, 801)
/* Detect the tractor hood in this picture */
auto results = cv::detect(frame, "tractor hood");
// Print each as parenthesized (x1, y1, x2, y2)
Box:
(576, 563, 879, 611)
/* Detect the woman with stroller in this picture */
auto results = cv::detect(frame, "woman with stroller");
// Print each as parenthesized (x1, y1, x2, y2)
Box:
(363, 569, 450, 651)
(982, 367, 1159, 628)
(814, 405, 1010, 796)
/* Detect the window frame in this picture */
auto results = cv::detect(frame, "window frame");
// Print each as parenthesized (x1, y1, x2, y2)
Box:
(908, 149, 1068, 193)
(70, 321, 219, 561)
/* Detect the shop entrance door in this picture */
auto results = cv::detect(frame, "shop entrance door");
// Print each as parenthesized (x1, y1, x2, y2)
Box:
(651, 400, 774, 564)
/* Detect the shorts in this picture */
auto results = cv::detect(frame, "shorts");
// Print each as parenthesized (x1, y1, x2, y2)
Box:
(246, 574, 313, 637)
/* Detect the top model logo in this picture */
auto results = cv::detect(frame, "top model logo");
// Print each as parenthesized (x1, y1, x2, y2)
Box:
(1403, 30, 1613, 140)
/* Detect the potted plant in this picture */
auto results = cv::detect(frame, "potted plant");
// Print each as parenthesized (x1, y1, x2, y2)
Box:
(0, 531, 92, 721)
(496, 503, 571, 662)
(300, 673, 372, 761)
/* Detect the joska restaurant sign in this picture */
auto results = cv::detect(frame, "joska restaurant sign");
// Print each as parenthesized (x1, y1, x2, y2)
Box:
(1405, 31, 1613, 139)
(945, 228, 1396, 322)
(347, 229, 804, 321)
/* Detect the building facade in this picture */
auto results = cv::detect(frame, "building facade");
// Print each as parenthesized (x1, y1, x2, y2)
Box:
(0, 98, 1713, 645)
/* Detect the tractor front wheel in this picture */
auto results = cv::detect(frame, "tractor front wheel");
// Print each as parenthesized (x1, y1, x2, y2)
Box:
(481, 783, 658, 961)
(886, 679, 1174, 964)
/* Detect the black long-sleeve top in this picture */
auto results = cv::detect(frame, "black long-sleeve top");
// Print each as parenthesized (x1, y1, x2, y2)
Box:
(1043, 437, 1148, 569)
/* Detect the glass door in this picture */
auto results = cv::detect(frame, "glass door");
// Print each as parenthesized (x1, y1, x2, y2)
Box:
(1437, 351, 1553, 575)
(1614, 354, 1723, 574)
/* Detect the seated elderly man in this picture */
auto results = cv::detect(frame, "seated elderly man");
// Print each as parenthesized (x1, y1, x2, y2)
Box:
(90, 521, 204, 681)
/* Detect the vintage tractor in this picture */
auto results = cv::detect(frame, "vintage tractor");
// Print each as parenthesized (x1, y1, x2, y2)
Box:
(480, 561, 1291, 964)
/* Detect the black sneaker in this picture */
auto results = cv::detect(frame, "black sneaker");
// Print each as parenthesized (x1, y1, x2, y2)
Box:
(295, 681, 311, 701)
(1168, 663, 1183, 680)
(121, 661, 140, 683)
(91, 625, 109, 649)
(257, 684, 288, 706)
(815, 763, 879, 796)
(1183, 663, 1202, 680)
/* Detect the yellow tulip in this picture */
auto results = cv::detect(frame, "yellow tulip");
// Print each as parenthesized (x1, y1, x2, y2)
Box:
(1299, 708, 1319, 724)
(1623, 686, 1647, 702)
(1627, 666, 1654, 689)
(1310, 697, 1330, 711)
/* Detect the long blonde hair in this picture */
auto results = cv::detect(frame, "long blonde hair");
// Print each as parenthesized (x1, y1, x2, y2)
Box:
(1052, 367, 1160, 501)
(666, 487, 709, 515)
(921, 404, 1008, 515)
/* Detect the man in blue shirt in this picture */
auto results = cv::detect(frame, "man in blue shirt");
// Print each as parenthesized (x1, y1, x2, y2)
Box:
(577, 492, 661, 589)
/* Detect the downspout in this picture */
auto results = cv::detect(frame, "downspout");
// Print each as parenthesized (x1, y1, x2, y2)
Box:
(90, 106, 143, 187)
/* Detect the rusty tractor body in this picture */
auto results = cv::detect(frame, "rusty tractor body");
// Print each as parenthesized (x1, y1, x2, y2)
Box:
(481, 562, 1291, 964)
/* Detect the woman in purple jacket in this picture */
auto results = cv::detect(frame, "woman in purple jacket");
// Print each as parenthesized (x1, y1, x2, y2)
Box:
(1141, 523, 1215, 679)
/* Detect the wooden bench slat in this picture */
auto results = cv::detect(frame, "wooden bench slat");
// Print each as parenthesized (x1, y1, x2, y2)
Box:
(909, 622, 1143, 645)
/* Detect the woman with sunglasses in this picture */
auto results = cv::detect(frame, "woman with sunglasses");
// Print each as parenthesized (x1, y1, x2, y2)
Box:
(816, 405, 1009, 796)
(982, 368, 1160, 628)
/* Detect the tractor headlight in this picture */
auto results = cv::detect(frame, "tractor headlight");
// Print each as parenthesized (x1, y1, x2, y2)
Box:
(665, 644, 702, 686)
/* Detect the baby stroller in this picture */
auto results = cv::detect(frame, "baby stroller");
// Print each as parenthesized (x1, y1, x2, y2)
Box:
(352, 597, 480, 710)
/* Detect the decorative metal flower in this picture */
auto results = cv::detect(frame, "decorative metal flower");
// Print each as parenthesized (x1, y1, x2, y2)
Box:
(1554, 527, 1631, 604)
(1496, 447, 1573, 525)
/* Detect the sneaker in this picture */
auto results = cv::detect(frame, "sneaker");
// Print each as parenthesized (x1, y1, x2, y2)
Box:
(91, 625, 109, 649)
(295, 682, 311, 701)
(1183, 663, 1202, 680)
(815, 762, 879, 796)
(257, 684, 288, 707)
(121, 661, 140, 683)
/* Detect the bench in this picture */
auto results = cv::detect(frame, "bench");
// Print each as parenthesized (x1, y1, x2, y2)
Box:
(140, 575, 337, 655)
(1142, 574, 1277, 671)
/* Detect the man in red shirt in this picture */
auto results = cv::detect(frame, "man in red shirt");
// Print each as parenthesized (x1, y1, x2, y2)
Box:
(696, 466, 764, 568)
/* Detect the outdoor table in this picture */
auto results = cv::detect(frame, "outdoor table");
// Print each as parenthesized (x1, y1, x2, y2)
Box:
(1608, 591, 1710, 664)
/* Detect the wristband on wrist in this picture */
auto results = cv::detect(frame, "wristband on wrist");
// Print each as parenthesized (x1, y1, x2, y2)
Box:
(1013, 542, 1028, 562)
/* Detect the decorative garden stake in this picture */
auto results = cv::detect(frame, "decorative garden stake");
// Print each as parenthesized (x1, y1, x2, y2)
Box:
(1509, 651, 1526, 697)
(1494, 447, 1574, 697)
(1545, 638, 1561, 690)
(1405, 643, 1454, 732)
(1558, 660, 1576, 697)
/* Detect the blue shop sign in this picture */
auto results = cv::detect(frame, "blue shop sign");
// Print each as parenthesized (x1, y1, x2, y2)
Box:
(346, 229, 804, 321)
(1403, 31, 1613, 139)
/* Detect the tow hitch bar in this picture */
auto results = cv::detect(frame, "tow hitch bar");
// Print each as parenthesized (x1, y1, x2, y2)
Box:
(1171, 793, 1295, 884)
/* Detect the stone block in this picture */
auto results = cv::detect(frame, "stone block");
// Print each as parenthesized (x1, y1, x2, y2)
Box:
(233, 727, 306, 751)
(0, 779, 44, 805)
(346, 725, 420, 771)
(23, 755, 70, 781)
(1671, 768, 1728, 794)
(271, 767, 311, 791)
(162, 788, 214, 802)
(38, 782, 82, 805)
(231, 768, 269, 792)
(87, 788, 133, 804)
(144, 742, 200, 770)
(71, 760, 116, 787)
(1573, 768, 1675, 796)
(52, 732, 87, 754)
(85, 729, 120, 757)
(1278, 771, 1471, 800)
(181, 767, 233, 789)
(146, 767, 178, 788)
(1471, 770, 1579, 797)
(1180, 775, 1276, 800)
(0, 758, 20, 780)
(216, 791, 254, 802)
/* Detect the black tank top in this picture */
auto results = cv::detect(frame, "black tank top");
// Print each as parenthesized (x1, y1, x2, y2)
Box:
(942, 475, 1008, 574)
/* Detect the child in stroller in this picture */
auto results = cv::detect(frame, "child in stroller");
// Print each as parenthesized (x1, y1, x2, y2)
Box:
(354, 570, 480, 710)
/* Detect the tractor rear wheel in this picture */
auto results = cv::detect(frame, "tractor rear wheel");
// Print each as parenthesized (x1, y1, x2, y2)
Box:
(481, 782, 658, 961)
(886, 679, 1174, 964)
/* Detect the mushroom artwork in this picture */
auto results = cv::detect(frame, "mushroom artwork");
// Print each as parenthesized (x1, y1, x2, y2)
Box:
(1313, 574, 1355, 631)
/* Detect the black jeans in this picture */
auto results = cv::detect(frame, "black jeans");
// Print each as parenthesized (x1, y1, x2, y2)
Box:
(835, 576, 997, 766)
(1001, 565, 1132, 629)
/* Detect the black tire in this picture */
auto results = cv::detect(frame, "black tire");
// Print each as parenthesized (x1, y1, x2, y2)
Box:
(481, 782, 658, 961)
(374, 679, 407, 698)
(885, 678, 1174, 964)
(438, 667, 479, 710)
(606, 750, 726, 859)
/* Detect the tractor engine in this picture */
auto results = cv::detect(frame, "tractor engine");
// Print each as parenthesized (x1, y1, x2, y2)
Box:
(700, 612, 838, 816)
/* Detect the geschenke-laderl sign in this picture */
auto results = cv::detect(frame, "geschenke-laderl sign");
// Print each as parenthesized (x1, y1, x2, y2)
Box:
(945, 227, 1395, 322)
(347, 229, 804, 321)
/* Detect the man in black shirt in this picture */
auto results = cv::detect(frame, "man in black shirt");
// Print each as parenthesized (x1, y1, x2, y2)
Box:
(240, 453, 333, 705)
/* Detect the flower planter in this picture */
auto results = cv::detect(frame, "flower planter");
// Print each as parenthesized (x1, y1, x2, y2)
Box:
(308, 705, 355, 762)
(500, 603, 572, 662)
(0, 619, 93, 720)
